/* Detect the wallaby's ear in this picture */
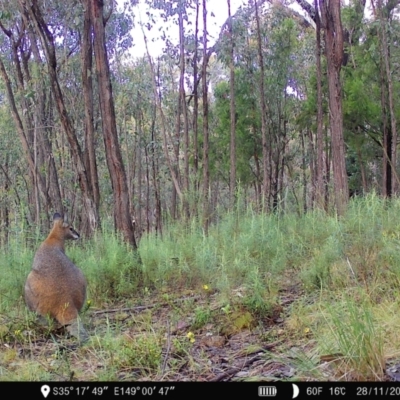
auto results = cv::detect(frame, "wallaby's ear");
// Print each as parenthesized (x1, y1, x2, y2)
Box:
(53, 212, 63, 222)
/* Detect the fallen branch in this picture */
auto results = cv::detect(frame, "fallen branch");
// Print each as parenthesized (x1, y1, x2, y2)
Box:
(160, 320, 172, 378)
(210, 342, 278, 382)
(210, 355, 262, 382)
(92, 295, 201, 315)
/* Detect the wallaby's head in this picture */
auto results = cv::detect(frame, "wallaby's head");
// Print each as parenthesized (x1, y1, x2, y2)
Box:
(49, 212, 80, 242)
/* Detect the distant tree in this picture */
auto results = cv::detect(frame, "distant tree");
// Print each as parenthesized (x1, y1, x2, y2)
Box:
(314, 0, 325, 209)
(227, 0, 236, 208)
(373, 0, 399, 195)
(202, 0, 210, 231)
(254, 0, 270, 210)
(25, 0, 100, 232)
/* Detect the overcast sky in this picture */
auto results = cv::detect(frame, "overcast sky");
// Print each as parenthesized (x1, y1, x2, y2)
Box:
(118, 0, 246, 59)
(118, 0, 374, 60)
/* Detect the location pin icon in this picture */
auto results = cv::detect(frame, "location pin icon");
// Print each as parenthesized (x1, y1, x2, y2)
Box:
(41, 385, 50, 399)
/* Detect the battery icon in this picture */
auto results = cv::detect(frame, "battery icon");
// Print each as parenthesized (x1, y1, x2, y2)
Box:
(258, 386, 277, 397)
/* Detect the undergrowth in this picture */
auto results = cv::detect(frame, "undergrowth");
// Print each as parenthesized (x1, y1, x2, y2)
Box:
(1, 193, 400, 380)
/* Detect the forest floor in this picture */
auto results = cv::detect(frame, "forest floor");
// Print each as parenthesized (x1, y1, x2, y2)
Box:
(3, 270, 398, 382)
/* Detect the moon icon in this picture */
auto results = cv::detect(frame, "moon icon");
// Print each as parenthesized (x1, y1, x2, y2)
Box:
(292, 383, 300, 399)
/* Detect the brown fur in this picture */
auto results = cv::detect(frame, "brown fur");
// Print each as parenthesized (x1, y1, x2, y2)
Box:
(24, 213, 88, 341)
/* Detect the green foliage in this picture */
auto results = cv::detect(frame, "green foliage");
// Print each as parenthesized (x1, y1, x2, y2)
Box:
(213, 75, 260, 184)
(0, 235, 34, 313)
(4, 194, 400, 314)
(319, 297, 385, 381)
(71, 230, 142, 304)
(213, 7, 304, 190)
(192, 306, 212, 330)
(90, 331, 162, 377)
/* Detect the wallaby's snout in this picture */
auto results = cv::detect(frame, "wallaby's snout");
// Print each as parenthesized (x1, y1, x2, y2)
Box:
(24, 212, 88, 343)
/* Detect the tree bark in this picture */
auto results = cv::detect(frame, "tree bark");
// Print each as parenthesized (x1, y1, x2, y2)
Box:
(150, 104, 162, 236)
(254, 0, 270, 211)
(90, 0, 137, 248)
(193, 0, 200, 187)
(202, 0, 210, 232)
(376, 0, 398, 194)
(319, 0, 348, 214)
(178, 4, 190, 218)
(228, 0, 236, 209)
(81, 0, 101, 214)
(314, 0, 325, 209)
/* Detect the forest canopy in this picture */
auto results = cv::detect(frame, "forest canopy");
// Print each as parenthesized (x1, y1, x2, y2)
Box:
(0, 0, 398, 242)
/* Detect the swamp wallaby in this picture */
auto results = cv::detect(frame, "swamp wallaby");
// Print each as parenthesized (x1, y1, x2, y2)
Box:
(24, 212, 88, 342)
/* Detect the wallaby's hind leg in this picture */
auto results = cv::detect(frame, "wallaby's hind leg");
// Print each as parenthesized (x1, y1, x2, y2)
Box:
(56, 306, 89, 343)
(67, 319, 89, 343)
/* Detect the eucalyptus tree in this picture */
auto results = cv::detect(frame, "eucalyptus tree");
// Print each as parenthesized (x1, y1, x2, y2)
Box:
(372, 0, 400, 196)
(0, 90, 26, 238)
(21, 0, 100, 234)
(313, 0, 324, 208)
(254, 0, 270, 210)
(89, 0, 137, 247)
(114, 56, 163, 237)
(0, 0, 141, 243)
(0, 1, 62, 225)
(214, 3, 303, 210)
(227, 0, 236, 208)
(202, 0, 210, 230)
(322, 0, 348, 214)
(81, 0, 100, 212)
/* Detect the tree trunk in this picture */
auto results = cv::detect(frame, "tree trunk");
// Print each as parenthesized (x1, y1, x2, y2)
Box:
(307, 128, 316, 207)
(178, 4, 190, 218)
(376, 0, 398, 194)
(25, 0, 99, 234)
(150, 104, 162, 236)
(319, 0, 348, 214)
(193, 0, 200, 188)
(142, 31, 183, 205)
(202, 0, 210, 232)
(301, 130, 307, 213)
(254, 0, 270, 211)
(228, 0, 236, 209)
(90, 0, 137, 248)
(0, 18, 62, 222)
(372, 0, 392, 197)
(81, 1, 101, 215)
(0, 57, 50, 215)
(30, 40, 63, 216)
(136, 109, 143, 236)
(314, 0, 325, 209)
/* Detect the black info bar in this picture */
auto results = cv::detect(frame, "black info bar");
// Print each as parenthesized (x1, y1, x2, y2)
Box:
(2, 382, 400, 399)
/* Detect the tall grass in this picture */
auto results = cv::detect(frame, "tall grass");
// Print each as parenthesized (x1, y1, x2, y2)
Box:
(319, 295, 385, 380)
(3, 194, 400, 310)
(2, 194, 400, 380)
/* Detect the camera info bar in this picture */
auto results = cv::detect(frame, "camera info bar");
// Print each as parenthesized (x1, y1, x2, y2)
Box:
(2, 382, 400, 399)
